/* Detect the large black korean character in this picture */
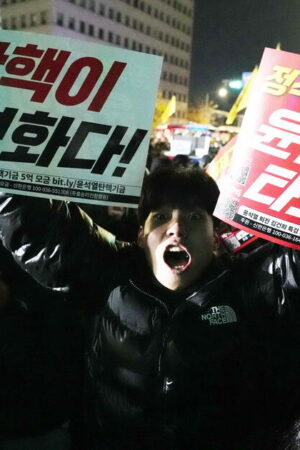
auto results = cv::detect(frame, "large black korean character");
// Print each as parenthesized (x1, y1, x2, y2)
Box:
(0, 111, 74, 165)
(58, 123, 147, 176)
(92, 127, 148, 176)
(57, 121, 112, 169)
(0, 110, 57, 163)
(0, 107, 18, 139)
(36, 115, 74, 167)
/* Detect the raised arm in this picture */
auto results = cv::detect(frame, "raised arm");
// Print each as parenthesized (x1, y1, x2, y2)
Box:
(240, 242, 300, 325)
(0, 193, 118, 297)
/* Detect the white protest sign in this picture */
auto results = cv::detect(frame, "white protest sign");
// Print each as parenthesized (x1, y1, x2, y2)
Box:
(0, 30, 163, 207)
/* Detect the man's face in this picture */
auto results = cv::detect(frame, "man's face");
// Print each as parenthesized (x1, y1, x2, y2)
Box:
(138, 205, 218, 291)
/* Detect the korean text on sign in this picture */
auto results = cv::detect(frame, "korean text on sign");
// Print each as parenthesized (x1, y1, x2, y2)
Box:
(0, 41, 126, 112)
(214, 47, 300, 249)
(0, 30, 163, 207)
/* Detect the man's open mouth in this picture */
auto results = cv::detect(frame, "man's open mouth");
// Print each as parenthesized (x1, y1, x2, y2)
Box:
(163, 245, 191, 272)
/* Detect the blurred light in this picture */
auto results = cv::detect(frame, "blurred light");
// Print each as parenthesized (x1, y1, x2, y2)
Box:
(242, 72, 252, 86)
(228, 79, 243, 89)
(218, 87, 228, 97)
(228, 80, 243, 89)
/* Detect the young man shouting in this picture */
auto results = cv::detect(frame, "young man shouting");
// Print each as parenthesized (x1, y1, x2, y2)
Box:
(0, 168, 299, 450)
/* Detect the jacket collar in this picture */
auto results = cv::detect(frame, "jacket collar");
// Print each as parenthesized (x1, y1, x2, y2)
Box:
(130, 248, 232, 309)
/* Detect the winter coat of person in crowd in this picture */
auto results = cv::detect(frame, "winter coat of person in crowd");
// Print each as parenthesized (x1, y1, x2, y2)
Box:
(0, 167, 300, 450)
(0, 244, 84, 450)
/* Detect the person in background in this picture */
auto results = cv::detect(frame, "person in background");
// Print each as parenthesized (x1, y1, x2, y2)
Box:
(172, 154, 199, 169)
(146, 138, 171, 172)
(0, 168, 299, 450)
(0, 245, 84, 450)
(78, 203, 139, 242)
(150, 153, 173, 172)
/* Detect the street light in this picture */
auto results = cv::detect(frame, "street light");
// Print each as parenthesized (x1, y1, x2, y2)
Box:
(218, 87, 228, 97)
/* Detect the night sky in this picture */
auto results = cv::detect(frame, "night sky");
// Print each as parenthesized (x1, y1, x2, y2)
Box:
(189, 0, 300, 107)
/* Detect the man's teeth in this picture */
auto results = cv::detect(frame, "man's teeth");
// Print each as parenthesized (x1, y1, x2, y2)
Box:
(164, 246, 190, 271)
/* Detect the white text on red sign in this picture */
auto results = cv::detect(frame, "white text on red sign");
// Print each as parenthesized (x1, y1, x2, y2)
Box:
(243, 108, 300, 219)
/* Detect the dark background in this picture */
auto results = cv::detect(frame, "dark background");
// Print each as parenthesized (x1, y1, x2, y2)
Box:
(189, 0, 300, 108)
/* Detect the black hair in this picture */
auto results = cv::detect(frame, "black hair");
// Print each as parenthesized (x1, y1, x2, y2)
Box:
(138, 167, 220, 226)
(172, 154, 191, 169)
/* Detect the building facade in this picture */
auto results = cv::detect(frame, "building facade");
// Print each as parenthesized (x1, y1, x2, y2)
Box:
(0, 0, 194, 120)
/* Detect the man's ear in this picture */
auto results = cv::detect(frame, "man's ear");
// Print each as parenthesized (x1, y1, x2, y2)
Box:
(137, 226, 145, 248)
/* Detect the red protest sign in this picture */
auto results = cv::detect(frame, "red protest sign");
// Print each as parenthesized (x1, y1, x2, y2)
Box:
(219, 229, 258, 253)
(214, 47, 300, 249)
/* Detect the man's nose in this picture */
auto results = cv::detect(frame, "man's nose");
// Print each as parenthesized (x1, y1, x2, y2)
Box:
(166, 218, 188, 237)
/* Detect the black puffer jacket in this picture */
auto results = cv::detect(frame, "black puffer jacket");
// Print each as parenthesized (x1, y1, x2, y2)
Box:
(0, 244, 84, 441)
(0, 194, 300, 450)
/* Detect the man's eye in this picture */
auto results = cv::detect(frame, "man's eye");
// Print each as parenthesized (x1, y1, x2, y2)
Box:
(189, 213, 202, 220)
(153, 213, 167, 221)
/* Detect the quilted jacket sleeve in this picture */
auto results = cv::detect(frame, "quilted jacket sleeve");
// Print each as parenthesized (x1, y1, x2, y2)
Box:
(241, 242, 300, 328)
(0, 193, 118, 299)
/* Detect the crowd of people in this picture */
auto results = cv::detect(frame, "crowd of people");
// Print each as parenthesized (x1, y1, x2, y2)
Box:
(0, 143, 300, 450)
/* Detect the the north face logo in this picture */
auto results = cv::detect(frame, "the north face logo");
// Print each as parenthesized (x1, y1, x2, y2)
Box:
(201, 305, 237, 326)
